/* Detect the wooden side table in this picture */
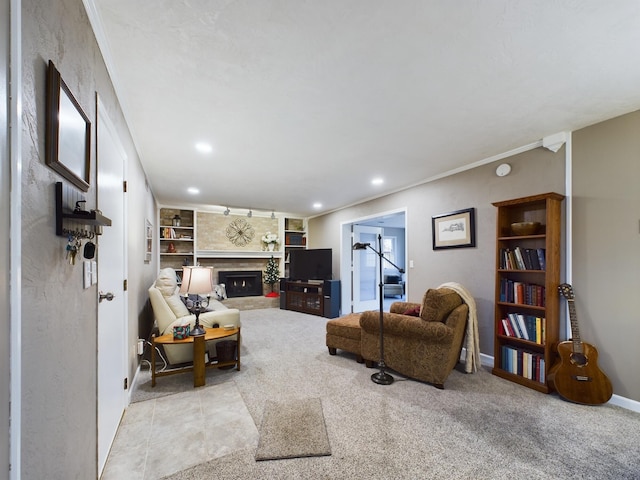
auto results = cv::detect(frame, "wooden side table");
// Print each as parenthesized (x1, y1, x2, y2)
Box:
(151, 327, 241, 387)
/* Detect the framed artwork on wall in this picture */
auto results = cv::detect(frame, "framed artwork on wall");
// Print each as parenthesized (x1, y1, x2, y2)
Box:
(45, 60, 91, 192)
(145, 219, 153, 263)
(432, 207, 476, 250)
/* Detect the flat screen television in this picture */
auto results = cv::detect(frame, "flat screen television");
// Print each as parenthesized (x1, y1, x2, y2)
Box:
(289, 248, 332, 281)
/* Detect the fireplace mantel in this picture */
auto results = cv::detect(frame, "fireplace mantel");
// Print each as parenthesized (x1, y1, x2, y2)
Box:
(197, 250, 284, 259)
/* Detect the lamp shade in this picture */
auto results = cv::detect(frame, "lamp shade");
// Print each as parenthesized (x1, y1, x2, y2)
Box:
(179, 266, 213, 296)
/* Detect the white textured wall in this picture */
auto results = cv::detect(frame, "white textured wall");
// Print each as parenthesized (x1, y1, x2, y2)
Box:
(21, 0, 157, 477)
(308, 147, 565, 357)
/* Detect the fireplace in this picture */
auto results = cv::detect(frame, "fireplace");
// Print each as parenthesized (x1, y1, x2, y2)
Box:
(219, 270, 263, 298)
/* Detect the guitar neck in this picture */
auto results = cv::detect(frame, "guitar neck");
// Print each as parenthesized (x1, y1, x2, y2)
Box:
(567, 298, 583, 353)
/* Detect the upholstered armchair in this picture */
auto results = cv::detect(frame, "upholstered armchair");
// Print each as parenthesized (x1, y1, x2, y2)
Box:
(149, 268, 241, 365)
(360, 287, 469, 389)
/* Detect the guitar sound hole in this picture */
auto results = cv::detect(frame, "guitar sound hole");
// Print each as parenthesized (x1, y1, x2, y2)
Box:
(570, 352, 588, 367)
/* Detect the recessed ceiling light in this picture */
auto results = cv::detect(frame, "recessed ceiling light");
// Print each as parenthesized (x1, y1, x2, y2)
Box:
(195, 142, 213, 154)
(371, 177, 384, 186)
(187, 187, 200, 194)
(313, 202, 322, 209)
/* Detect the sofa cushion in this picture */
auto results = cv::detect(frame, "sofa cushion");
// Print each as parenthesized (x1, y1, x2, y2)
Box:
(420, 288, 462, 322)
(164, 293, 190, 318)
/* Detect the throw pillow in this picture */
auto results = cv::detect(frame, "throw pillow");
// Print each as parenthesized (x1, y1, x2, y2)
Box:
(403, 306, 421, 317)
(155, 267, 178, 297)
(213, 283, 227, 300)
(420, 288, 462, 322)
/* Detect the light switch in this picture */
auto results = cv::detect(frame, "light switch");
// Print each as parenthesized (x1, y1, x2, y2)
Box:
(91, 261, 98, 285)
(409, 260, 414, 269)
(83, 261, 91, 289)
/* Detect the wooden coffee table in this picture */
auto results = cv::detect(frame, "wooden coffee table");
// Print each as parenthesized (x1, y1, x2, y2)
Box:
(151, 326, 241, 387)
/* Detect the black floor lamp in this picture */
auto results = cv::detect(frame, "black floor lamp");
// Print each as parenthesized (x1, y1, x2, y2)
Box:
(353, 234, 405, 385)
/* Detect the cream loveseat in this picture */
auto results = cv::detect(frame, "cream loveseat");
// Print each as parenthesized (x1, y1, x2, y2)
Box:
(149, 268, 241, 365)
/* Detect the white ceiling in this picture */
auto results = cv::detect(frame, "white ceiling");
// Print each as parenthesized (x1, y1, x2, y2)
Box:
(86, 1, 640, 217)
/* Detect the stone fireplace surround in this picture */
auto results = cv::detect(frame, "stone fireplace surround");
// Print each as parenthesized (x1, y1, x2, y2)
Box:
(197, 257, 280, 310)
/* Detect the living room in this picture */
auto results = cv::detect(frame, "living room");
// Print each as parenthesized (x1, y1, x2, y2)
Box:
(3, 1, 640, 479)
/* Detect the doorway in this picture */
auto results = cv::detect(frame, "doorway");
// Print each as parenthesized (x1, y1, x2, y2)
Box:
(341, 210, 407, 314)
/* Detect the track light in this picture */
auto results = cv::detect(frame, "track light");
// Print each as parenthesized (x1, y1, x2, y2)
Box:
(271, 211, 276, 219)
(223, 207, 230, 216)
(247, 210, 252, 218)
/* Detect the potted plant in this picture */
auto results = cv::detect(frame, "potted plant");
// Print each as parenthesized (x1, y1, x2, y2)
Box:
(264, 256, 280, 297)
(261, 231, 280, 251)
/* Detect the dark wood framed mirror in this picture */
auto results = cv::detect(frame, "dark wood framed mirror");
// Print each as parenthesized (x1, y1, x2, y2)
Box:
(45, 60, 91, 192)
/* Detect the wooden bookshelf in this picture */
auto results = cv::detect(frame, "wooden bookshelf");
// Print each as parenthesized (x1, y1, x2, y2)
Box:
(158, 207, 195, 280)
(492, 192, 564, 393)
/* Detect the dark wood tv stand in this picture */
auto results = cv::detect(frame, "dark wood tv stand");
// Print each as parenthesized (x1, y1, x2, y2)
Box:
(282, 280, 340, 318)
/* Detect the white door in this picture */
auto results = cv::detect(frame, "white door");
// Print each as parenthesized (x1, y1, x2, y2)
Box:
(352, 225, 382, 312)
(97, 99, 127, 475)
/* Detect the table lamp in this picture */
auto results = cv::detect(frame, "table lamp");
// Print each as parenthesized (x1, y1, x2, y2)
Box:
(179, 266, 213, 336)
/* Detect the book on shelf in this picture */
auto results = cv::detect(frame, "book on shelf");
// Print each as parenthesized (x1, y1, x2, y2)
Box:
(525, 248, 541, 270)
(502, 314, 545, 344)
(499, 247, 546, 271)
(499, 279, 546, 306)
(536, 248, 546, 270)
(161, 227, 176, 239)
(500, 345, 546, 383)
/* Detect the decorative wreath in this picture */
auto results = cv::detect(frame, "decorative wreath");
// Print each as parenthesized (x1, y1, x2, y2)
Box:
(226, 218, 255, 247)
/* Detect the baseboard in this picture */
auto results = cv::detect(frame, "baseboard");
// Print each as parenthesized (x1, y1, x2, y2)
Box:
(459, 348, 494, 368)
(128, 363, 143, 404)
(608, 394, 640, 413)
(460, 349, 640, 413)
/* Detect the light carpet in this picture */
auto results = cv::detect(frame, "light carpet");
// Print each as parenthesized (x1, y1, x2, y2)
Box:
(255, 398, 331, 461)
(155, 308, 640, 480)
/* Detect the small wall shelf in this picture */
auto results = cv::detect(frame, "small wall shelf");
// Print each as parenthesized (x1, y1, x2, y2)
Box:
(55, 182, 112, 237)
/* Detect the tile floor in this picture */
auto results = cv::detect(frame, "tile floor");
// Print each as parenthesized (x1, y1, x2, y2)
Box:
(101, 381, 258, 480)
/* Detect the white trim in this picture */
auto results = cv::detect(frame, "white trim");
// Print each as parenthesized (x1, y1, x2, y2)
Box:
(196, 250, 284, 259)
(128, 364, 143, 404)
(339, 208, 408, 314)
(564, 131, 573, 339)
(9, 0, 22, 478)
(608, 394, 640, 413)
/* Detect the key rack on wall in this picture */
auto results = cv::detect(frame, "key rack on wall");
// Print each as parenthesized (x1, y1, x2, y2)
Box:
(55, 182, 112, 238)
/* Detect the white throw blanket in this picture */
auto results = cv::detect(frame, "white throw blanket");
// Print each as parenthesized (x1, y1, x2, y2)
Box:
(438, 282, 480, 373)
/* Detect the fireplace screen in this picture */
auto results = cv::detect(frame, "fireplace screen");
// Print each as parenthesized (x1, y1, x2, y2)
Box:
(218, 270, 263, 297)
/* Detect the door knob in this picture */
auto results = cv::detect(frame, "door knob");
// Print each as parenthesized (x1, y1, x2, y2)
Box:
(99, 291, 115, 302)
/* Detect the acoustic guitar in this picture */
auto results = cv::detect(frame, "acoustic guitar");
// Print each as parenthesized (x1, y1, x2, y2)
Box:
(548, 283, 612, 405)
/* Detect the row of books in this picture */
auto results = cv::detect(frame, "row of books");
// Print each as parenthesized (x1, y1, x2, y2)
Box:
(500, 313, 546, 344)
(161, 227, 177, 239)
(501, 345, 546, 384)
(499, 279, 546, 306)
(499, 247, 546, 270)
